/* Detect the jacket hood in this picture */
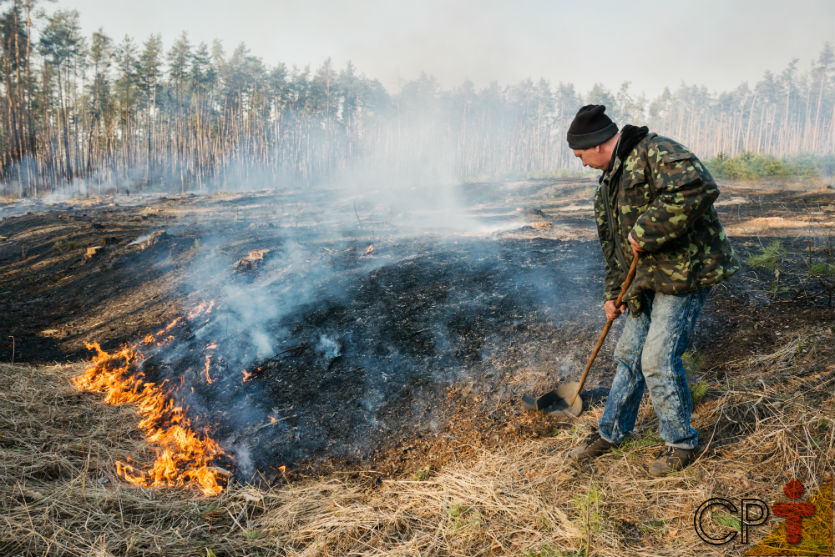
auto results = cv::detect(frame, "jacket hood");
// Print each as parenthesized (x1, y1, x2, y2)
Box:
(615, 124, 649, 161)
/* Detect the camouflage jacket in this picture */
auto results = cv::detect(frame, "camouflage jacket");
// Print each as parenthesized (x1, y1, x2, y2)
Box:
(594, 126, 739, 314)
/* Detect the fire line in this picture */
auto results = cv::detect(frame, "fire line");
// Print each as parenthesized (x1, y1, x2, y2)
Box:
(72, 304, 229, 496)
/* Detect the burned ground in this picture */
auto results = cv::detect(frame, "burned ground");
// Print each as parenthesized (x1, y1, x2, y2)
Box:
(0, 178, 833, 484)
(185, 236, 602, 475)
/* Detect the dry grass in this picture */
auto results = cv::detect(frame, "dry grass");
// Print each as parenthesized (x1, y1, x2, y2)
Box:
(1, 325, 833, 556)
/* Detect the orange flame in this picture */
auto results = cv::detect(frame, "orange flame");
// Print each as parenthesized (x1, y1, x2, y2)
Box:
(241, 369, 253, 382)
(187, 300, 215, 320)
(155, 316, 181, 337)
(203, 354, 213, 384)
(187, 302, 208, 320)
(203, 342, 218, 384)
(73, 310, 228, 496)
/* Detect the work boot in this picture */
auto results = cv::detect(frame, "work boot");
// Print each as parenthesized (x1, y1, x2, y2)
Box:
(648, 446, 698, 477)
(568, 431, 616, 462)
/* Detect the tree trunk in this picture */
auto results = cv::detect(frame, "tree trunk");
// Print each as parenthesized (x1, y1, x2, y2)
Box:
(56, 68, 73, 180)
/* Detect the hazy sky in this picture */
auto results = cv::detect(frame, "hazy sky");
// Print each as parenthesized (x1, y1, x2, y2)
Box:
(53, 0, 834, 97)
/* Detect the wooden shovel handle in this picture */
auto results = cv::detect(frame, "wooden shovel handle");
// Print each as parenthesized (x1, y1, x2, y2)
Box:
(569, 255, 639, 408)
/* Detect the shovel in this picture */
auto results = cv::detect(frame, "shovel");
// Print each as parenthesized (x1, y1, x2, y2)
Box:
(522, 254, 639, 417)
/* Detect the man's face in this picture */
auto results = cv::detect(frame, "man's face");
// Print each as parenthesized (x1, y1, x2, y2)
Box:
(572, 146, 609, 170)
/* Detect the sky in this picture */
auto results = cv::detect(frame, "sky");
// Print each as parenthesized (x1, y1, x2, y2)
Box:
(50, 0, 835, 98)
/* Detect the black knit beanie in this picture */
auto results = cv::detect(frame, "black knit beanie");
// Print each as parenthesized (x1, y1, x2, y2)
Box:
(566, 105, 618, 149)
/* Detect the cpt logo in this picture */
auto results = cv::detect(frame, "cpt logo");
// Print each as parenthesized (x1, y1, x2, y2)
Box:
(694, 480, 816, 546)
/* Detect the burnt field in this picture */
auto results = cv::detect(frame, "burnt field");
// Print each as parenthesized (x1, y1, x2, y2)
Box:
(1, 178, 834, 556)
(0, 177, 833, 484)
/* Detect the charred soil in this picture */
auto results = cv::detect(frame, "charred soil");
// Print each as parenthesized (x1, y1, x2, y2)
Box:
(0, 179, 833, 484)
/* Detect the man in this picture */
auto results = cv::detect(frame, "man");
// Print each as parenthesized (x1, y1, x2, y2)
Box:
(565, 104, 738, 476)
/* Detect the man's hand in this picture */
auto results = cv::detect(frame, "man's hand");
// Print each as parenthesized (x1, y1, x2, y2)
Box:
(606, 233, 641, 320)
(604, 299, 627, 320)
(628, 232, 645, 258)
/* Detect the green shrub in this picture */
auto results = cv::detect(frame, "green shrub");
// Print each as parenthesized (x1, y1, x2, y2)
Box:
(690, 381, 710, 406)
(810, 262, 835, 277)
(682, 351, 709, 406)
(785, 153, 835, 177)
(747, 240, 786, 271)
(706, 152, 828, 180)
(681, 351, 704, 376)
(571, 484, 605, 533)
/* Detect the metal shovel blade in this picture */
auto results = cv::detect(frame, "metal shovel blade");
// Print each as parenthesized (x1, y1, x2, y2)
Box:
(521, 381, 583, 417)
(520, 257, 640, 420)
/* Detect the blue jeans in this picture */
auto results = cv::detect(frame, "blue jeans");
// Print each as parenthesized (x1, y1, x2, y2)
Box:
(597, 287, 711, 450)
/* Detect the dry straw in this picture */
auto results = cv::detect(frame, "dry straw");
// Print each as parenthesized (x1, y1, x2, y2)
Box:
(1, 325, 832, 556)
